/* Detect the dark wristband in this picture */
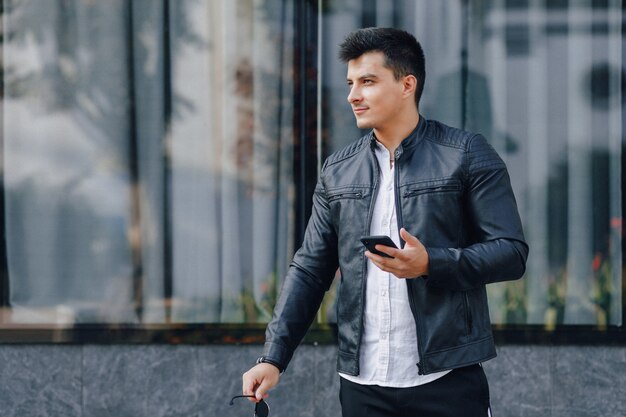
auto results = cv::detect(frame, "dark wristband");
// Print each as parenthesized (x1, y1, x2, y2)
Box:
(256, 356, 284, 374)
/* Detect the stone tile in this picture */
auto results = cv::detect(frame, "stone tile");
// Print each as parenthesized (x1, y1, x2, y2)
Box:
(551, 346, 626, 417)
(483, 345, 552, 417)
(2, 343, 623, 417)
(313, 345, 341, 417)
(196, 344, 325, 417)
(518, 405, 553, 417)
(213, 344, 340, 417)
(83, 345, 228, 417)
(0, 345, 82, 417)
(203, 345, 267, 417)
(267, 345, 317, 417)
(551, 409, 599, 417)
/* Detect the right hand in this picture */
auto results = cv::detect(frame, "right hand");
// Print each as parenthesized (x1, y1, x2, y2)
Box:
(242, 363, 281, 402)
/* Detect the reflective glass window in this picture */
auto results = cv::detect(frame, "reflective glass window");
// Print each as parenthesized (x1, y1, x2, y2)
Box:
(0, 0, 623, 340)
(320, 0, 623, 327)
(1, 0, 296, 326)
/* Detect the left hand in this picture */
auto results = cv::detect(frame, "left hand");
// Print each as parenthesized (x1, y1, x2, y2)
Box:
(364, 228, 429, 279)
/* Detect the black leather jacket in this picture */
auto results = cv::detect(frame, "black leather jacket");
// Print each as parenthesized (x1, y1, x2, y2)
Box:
(263, 116, 528, 376)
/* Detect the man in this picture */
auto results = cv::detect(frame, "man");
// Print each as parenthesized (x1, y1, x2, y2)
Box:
(242, 27, 528, 417)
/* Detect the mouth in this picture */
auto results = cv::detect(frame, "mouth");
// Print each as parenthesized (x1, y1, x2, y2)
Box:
(353, 107, 368, 115)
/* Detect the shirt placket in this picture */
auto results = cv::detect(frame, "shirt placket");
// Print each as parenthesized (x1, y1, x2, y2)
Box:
(375, 160, 395, 380)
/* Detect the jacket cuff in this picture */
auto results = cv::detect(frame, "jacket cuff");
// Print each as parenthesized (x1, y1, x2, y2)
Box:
(262, 341, 292, 373)
(424, 246, 456, 286)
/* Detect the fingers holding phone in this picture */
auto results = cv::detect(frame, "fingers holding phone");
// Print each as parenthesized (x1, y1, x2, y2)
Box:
(360, 235, 398, 258)
(361, 229, 429, 278)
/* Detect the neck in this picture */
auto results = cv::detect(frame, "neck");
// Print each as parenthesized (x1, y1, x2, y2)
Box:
(373, 112, 420, 155)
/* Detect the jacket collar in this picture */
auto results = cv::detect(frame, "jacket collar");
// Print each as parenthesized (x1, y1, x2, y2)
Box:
(368, 114, 427, 157)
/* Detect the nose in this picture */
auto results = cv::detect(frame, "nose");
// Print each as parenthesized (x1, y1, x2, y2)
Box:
(347, 85, 361, 104)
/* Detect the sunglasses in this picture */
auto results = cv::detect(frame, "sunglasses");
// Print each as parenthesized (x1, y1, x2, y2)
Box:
(229, 395, 270, 417)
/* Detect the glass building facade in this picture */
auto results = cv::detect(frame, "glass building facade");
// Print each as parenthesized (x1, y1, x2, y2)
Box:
(0, 0, 624, 342)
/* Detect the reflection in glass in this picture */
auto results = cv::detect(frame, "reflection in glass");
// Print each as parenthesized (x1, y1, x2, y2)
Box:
(1, 0, 296, 325)
(0, 0, 623, 332)
(321, 0, 623, 327)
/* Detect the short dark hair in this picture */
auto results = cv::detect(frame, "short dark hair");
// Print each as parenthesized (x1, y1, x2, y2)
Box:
(339, 27, 426, 108)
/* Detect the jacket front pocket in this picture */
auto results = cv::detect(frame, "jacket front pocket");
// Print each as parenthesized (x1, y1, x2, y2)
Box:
(326, 187, 370, 234)
(400, 178, 463, 245)
(463, 291, 473, 336)
(403, 181, 461, 198)
(327, 191, 363, 202)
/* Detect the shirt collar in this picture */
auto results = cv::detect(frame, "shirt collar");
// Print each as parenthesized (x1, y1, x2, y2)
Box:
(368, 114, 427, 156)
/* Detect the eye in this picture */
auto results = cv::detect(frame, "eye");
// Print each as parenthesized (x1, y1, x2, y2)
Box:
(363, 79, 373, 85)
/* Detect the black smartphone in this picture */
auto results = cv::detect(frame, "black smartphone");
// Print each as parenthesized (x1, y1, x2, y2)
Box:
(360, 235, 398, 258)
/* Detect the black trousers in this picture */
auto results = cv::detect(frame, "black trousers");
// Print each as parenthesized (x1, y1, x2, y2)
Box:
(339, 364, 491, 417)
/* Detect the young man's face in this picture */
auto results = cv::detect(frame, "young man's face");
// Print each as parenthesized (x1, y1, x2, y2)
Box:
(346, 51, 412, 131)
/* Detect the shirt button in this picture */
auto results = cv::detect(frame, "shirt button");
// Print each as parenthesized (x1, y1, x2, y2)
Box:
(381, 334, 387, 340)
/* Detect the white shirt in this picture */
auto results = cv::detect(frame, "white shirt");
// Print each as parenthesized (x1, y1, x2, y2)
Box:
(339, 140, 450, 388)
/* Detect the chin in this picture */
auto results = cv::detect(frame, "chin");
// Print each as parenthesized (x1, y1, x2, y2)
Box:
(355, 119, 374, 129)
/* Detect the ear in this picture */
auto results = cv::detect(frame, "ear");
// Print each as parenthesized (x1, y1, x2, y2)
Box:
(402, 75, 418, 100)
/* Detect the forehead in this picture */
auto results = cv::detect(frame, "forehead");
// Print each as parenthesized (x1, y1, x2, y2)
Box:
(346, 51, 393, 79)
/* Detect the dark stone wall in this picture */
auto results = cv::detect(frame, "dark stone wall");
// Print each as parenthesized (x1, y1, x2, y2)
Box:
(0, 344, 624, 416)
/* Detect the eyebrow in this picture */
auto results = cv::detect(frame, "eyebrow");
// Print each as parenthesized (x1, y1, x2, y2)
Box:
(347, 73, 379, 82)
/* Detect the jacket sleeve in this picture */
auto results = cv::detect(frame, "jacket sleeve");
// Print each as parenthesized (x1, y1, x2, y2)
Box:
(261, 174, 339, 372)
(425, 134, 529, 291)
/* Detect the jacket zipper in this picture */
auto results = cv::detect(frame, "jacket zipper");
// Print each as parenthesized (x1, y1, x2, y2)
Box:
(327, 191, 363, 202)
(403, 184, 460, 198)
(394, 148, 427, 375)
(463, 292, 473, 335)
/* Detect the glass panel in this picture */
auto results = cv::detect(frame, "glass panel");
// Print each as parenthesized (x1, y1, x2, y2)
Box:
(320, 0, 623, 327)
(0, 0, 296, 326)
(470, 0, 623, 326)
